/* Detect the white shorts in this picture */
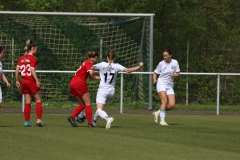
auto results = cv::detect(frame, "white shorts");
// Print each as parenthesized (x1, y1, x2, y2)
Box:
(156, 84, 174, 95)
(96, 88, 115, 105)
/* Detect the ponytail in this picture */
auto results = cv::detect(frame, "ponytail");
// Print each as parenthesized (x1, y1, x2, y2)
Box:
(23, 39, 36, 62)
(24, 39, 32, 56)
(107, 50, 116, 68)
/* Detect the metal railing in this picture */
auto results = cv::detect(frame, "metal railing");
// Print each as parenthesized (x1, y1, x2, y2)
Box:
(4, 70, 240, 115)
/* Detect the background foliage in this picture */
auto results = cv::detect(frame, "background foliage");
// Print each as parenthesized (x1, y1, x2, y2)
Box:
(1, 0, 240, 107)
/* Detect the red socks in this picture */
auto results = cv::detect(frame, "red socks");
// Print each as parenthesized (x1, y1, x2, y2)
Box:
(24, 103, 31, 121)
(71, 105, 85, 118)
(85, 105, 92, 124)
(36, 102, 43, 119)
(24, 102, 43, 121)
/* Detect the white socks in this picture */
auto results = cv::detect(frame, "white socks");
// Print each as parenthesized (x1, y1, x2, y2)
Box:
(95, 108, 109, 121)
(160, 110, 166, 122)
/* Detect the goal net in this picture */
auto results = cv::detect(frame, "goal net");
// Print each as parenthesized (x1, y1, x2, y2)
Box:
(0, 12, 153, 109)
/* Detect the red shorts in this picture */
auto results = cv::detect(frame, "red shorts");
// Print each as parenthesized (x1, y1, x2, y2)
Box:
(69, 78, 88, 96)
(21, 79, 41, 94)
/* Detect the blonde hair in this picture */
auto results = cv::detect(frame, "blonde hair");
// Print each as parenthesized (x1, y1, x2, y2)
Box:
(24, 39, 31, 56)
(23, 39, 37, 62)
(24, 39, 37, 55)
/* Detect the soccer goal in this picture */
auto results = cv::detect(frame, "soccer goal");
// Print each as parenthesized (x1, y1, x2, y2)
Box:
(0, 11, 154, 110)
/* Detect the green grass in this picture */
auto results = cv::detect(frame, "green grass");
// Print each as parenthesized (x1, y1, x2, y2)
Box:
(0, 114, 240, 160)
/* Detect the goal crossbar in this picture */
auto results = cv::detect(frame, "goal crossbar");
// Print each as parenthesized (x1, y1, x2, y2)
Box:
(0, 11, 155, 17)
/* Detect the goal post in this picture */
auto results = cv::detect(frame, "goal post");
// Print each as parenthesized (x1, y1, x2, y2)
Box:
(0, 11, 154, 110)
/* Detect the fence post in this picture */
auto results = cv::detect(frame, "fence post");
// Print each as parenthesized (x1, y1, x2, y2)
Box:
(22, 95, 24, 112)
(120, 73, 123, 113)
(217, 74, 220, 115)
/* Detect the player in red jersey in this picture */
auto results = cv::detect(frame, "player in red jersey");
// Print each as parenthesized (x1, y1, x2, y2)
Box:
(68, 50, 100, 127)
(15, 40, 43, 127)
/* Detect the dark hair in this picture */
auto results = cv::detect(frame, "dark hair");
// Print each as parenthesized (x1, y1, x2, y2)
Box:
(164, 49, 172, 55)
(0, 46, 3, 53)
(88, 50, 98, 58)
(107, 50, 116, 60)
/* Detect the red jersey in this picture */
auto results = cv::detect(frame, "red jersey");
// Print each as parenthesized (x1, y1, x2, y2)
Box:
(17, 54, 37, 81)
(69, 60, 93, 96)
(74, 59, 94, 81)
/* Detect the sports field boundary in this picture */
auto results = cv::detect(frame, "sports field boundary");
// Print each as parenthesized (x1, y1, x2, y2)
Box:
(1, 107, 240, 115)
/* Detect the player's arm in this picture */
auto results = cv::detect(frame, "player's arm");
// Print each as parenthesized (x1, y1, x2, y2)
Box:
(153, 72, 158, 84)
(89, 75, 100, 80)
(88, 70, 100, 80)
(30, 68, 40, 88)
(123, 62, 143, 73)
(169, 72, 180, 77)
(91, 71, 99, 76)
(1, 73, 10, 88)
(15, 66, 21, 89)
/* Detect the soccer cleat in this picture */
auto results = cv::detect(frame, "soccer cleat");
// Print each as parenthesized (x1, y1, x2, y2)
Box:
(67, 116, 78, 127)
(152, 111, 159, 124)
(160, 121, 168, 126)
(106, 117, 114, 129)
(88, 124, 95, 128)
(23, 121, 33, 127)
(36, 119, 43, 127)
(92, 120, 97, 127)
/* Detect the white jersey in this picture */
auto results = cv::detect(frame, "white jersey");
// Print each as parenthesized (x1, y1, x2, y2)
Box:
(154, 59, 180, 86)
(93, 62, 125, 90)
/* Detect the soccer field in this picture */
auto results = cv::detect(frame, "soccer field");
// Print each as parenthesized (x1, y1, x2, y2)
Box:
(0, 113, 240, 160)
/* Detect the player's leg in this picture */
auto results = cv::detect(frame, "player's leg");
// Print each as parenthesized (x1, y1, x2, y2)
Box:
(96, 103, 108, 120)
(92, 87, 102, 125)
(94, 103, 114, 129)
(152, 84, 167, 124)
(166, 95, 175, 111)
(159, 91, 168, 125)
(104, 91, 114, 129)
(92, 106, 100, 126)
(27, 79, 43, 126)
(68, 85, 85, 127)
(82, 92, 94, 127)
(33, 90, 43, 126)
(21, 80, 33, 126)
(94, 90, 114, 128)
(23, 94, 33, 127)
(71, 96, 85, 118)
(94, 89, 108, 121)
(67, 96, 85, 127)
(165, 86, 175, 111)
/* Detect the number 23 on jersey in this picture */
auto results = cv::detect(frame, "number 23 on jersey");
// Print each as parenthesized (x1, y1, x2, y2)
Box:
(20, 64, 31, 76)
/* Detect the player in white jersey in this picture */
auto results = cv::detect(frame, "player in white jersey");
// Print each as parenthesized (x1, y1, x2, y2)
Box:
(0, 47, 11, 108)
(92, 50, 143, 129)
(152, 49, 180, 126)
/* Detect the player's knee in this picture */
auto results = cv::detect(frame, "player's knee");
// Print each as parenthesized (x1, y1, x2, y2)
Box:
(167, 103, 175, 110)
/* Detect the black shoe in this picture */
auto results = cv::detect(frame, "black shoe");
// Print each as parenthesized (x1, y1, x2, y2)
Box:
(67, 116, 78, 127)
(88, 124, 95, 128)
